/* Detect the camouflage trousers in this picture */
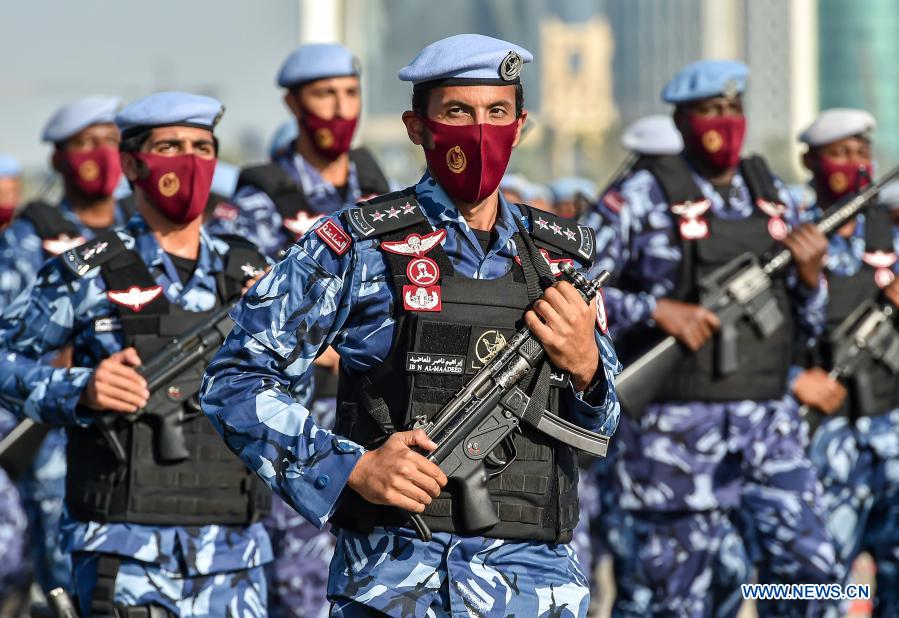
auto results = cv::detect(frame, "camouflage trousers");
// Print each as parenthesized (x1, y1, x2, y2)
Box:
(328, 526, 590, 617)
(810, 410, 899, 617)
(72, 552, 267, 617)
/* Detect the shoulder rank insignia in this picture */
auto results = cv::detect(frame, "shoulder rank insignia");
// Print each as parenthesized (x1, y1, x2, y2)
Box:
(527, 208, 595, 262)
(344, 190, 426, 238)
(61, 231, 125, 277)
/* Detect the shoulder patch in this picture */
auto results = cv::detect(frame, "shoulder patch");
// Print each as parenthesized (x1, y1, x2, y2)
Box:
(61, 231, 127, 277)
(343, 189, 426, 238)
(315, 219, 352, 256)
(522, 206, 595, 262)
(602, 190, 625, 213)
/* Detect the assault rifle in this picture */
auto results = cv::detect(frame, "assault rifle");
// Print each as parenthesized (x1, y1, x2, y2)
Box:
(803, 299, 899, 432)
(616, 166, 899, 419)
(0, 301, 237, 477)
(407, 264, 612, 541)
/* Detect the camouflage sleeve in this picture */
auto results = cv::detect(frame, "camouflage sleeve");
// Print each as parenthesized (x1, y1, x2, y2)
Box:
(584, 172, 679, 337)
(206, 185, 284, 260)
(0, 260, 94, 425)
(564, 330, 621, 436)
(780, 178, 828, 343)
(0, 220, 45, 309)
(200, 219, 365, 528)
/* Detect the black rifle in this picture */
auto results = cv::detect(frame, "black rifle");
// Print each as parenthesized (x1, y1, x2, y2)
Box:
(616, 166, 899, 419)
(407, 264, 612, 541)
(46, 587, 79, 618)
(803, 299, 899, 433)
(0, 301, 237, 477)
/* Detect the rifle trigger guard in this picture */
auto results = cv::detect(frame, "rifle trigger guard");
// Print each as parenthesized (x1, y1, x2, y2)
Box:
(485, 435, 517, 477)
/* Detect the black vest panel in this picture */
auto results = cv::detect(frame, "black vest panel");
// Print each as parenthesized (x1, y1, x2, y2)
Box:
(620, 155, 793, 403)
(816, 207, 899, 417)
(65, 242, 271, 526)
(330, 194, 580, 542)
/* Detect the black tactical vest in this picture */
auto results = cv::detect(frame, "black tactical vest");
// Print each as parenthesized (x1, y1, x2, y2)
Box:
(19, 198, 136, 257)
(618, 155, 793, 402)
(814, 207, 899, 418)
(64, 232, 271, 526)
(236, 147, 390, 238)
(329, 192, 596, 542)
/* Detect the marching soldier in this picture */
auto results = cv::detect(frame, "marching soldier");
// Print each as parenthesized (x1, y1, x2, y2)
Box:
(584, 60, 839, 616)
(202, 34, 620, 616)
(0, 155, 22, 231)
(0, 92, 273, 616)
(797, 109, 899, 615)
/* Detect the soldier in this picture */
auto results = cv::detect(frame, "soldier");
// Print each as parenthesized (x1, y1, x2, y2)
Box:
(548, 177, 597, 220)
(206, 42, 389, 258)
(584, 60, 839, 616)
(0, 96, 137, 598)
(209, 43, 389, 618)
(796, 109, 899, 615)
(0, 92, 273, 616)
(0, 155, 22, 231)
(201, 34, 620, 616)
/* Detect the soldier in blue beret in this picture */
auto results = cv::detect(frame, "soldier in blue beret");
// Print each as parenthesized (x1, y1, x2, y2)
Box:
(0, 155, 22, 230)
(583, 59, 841, 616)
(0, 96, 140, 600)
(201, 33, 620, 617)
(0, 91, 274, 616)
(549, 177, 597, 220)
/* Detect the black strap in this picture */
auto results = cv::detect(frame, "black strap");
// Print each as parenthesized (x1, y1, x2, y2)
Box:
(236, 163, 310, 220)
(18, 200, 81, 239)
(101, 249, 170, 316)
(645, 155, 708, 206)
(349, 147, 391, 196)
(739, 155, 783, 206)
(864, 204, 895, 252)
(89, 554, 121, 617)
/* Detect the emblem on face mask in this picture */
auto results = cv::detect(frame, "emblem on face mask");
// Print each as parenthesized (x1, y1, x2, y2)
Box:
(403, 284, 442, 312)
(107, 285, 164, 312)
(475, 330, 507, 365)
(43, 233, 87, 256)
(158, 172, 180, 197)
(381, 228, 446, 256)
(78, 159, 99, 182)
(500, 50, 523, 81)
(829, 171, 849, 194)
(315, 127, 335, 150)
(446, 146, 467, 174)
(406, 257, 440, 286)
(702, 130, 723, 154)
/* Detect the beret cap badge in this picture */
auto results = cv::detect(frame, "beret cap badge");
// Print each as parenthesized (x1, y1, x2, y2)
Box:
(500, 51, 523, 81)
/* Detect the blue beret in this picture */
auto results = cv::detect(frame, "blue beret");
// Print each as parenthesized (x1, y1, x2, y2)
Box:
(621, 115, 684, 155)
(42, 95, 120, 144)
(116, 92, 224, 138)
(662, 60, 749, 104)
(277, 43, 359, 88)
(548, 177, 598, 204)
(799, 108, 876, 147)
(211, 161, 239, 197)
(399, 34, 532, 86)
(500, 173, 529, 197)
(0, 155, 21, 178)
(269, 120, 299, 159)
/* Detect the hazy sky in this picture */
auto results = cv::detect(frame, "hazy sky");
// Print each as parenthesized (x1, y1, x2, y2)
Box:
(1, 0, 301, 168)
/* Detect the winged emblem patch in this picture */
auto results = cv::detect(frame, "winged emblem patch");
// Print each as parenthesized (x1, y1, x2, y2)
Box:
(107, 286, 164, 312)
(381, 229, 446, 256)
(43, 234, 86, 256)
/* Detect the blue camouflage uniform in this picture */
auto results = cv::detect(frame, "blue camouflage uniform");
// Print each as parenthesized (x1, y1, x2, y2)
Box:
(0, 214, 273, 615)
(201, 168, 621, 616)
(583, 61, 838, 616)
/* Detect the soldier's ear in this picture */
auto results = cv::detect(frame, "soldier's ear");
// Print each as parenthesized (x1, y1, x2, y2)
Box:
(403, 111, 431, 148)
(284, 90, 303, 119)
(511, 109, 528, 149)
(121, 152, 140, 182)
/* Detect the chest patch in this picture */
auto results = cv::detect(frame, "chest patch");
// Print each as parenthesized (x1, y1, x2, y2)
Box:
(107, 285, 164, 312)
(467, 327, 516, 373)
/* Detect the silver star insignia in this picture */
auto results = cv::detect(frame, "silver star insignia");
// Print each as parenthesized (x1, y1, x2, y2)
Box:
(535, 217, 549, 230)
(550, 223, 563, 235)
(564, 229, 577, 241)
(371, 210, 385, 222)
(402, 202, 416, 214)
(386, 206, 400, 219)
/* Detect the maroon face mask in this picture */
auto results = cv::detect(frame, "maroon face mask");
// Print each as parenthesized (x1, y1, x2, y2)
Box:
(131, 153, 215, 224)
(0, 206, 14, 226)
(817, 156, 873, 202)
(60, 147, 122, 199)
(422, 118, 519, 203)
(683, 114, 747, 172)
(299, 109, 358, 161)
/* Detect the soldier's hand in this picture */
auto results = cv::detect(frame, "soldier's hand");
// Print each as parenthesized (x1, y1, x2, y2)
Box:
(652, 298, 720, 351)
(525, 281, 600, 392)
(80, 347, 149, 414)
(884, 277, 899, 309)
(313, 346, 340, 374)
(347, 430, 447, 513)
(793, 368, 847, 414)
(782, 223, 827, 289)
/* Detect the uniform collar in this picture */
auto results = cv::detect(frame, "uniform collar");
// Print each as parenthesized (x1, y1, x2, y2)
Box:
(413, 172, 524, 257)
(57, 198, 133, 230)
(123, 213, 225, 284)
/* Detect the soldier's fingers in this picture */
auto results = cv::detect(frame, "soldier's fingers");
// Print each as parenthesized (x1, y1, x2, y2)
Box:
(101, 366, 149, 395)
(408, 469, 443, 498)
(525, 310, 555, 343)
(395, 481, 432, 507)
(400, 429, 438, 452)
(389, 491, 427, 514)
(700, 309, 721, 331)
(95, 388, 142, 413)
(413, 457, 447, 488)
(533, 299, 565, 331)
(115, 347, 143, 368)
(97, 381, 147, 408)
(553, 281, 584, 308)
